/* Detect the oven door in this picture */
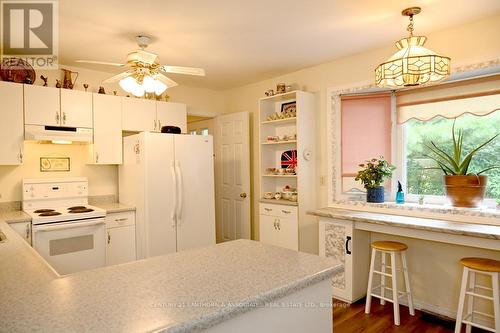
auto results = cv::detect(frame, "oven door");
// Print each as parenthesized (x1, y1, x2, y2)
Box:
(32, 218, 106, 275)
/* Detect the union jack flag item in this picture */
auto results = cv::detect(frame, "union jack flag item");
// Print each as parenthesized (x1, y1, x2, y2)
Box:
(281, 150, 297, 169)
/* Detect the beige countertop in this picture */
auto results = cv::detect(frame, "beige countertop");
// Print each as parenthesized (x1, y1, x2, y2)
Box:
(308, 207, 500, 240)
(92, 202, 136, 214)
(0, 214, 340, 333)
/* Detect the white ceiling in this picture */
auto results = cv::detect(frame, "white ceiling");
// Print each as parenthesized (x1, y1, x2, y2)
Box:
(59, 0, 500, 89)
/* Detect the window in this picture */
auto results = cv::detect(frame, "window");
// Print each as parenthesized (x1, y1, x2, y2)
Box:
(404, 111, 500, 200)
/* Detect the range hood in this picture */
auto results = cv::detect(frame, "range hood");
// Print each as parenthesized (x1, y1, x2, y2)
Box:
(25, 125, 93, 144)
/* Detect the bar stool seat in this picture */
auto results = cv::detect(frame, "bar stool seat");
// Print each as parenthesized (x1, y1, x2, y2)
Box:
(371, 241, 408, 252)
(365, 241, 414, 326)
(460, 257, 500, 272)
(455, 257, 500, 333)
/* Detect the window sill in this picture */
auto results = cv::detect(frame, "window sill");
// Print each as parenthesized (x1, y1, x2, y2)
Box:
(329, 200, 500, 226)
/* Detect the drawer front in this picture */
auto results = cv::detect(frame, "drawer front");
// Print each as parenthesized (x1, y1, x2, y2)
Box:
(259, 203, 298, 219)
(106, 211, 135, 229)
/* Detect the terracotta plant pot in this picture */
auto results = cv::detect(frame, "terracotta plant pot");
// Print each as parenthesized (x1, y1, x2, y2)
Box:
(444, 175, 487, 208)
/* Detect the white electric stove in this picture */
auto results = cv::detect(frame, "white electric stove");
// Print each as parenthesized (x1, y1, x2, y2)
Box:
(22, 177, 107, 275)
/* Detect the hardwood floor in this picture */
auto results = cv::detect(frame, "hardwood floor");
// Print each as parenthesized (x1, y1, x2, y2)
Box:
(332, 298, 488, 333)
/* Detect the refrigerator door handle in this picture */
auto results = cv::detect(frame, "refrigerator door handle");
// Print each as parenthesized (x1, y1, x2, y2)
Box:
(175, 161, 183, 223)
(170, 161, 178, 227)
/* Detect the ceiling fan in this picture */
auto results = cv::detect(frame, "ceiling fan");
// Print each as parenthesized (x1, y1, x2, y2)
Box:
(75, 35, 205, 97)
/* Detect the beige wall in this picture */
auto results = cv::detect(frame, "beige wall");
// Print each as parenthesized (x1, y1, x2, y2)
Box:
(0, 65, 224, 203)
(221, 14, 500, 249)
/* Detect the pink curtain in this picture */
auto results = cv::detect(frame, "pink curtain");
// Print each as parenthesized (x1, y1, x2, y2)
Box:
(341, 94, 392, 177)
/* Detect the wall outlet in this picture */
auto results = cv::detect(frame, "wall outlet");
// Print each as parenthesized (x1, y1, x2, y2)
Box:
(320, 175, 326, 186)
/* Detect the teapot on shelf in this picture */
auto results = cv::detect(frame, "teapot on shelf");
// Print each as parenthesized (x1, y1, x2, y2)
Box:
(61, 69, 79, 89)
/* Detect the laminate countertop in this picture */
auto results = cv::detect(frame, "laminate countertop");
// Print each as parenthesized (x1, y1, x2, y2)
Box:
(0, 215, 340, 333)
(93, 202, 136, 214)
(308, 207, 500, 240)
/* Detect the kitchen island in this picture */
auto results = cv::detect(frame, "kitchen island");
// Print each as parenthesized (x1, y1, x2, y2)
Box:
(0, 215, 340, 333)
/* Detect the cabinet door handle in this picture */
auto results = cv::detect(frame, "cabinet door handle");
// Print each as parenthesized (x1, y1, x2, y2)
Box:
(345, 236, 352, 255)
(95, 152, 99, 163)
(19, 148, 23, 163)
(55, 112, 60, 124)
(277, 219, 281, 230)
(281, 210, 291, 214)
(264, 208, 272, 212)
(107, 231, 111, 244)
(62, 112, 67, 124)
(154, 119, 157, 131)
(25, 224, 30, 239)
(273, 219, 277, 230)
(158, 120, 161, 129)
(115, 218, 128, 222)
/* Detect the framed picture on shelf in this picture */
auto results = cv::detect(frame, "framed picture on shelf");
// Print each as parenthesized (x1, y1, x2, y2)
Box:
(280, 101, 296, 116)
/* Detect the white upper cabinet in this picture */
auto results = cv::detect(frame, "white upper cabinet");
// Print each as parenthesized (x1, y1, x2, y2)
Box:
(156, 101, 187, 133)
(60, 89, 92, 128)
(24, 85, 60, 126)
(24, 85, 92, 128)
(90, 93, 122, 164)
(0, 82, 24, 165)
(122, 97, 156, 132)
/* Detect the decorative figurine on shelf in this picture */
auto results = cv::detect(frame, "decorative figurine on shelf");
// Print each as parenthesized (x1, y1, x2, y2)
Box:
(83, 83, 89, 92)
(98, 86, 106, 94)
(61, 69, 78, 89)
(164, 94, 170, 102)
(40, 75, 48, 86)
(55, 79, 62, 88)
(396, 181, 405, 204)
(265, 89, 274, 96)
(276, 83, 286, 94)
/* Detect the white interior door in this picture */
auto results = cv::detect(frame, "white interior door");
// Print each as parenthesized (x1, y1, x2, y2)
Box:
(215, 112, 251, 242)
(174, 135, 216, 251)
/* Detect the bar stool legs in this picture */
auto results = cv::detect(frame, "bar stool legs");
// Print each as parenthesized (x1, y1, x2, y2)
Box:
(401, 251, 415, 317)
(455, 258, 500, 333)
(365, 241, 414, 326)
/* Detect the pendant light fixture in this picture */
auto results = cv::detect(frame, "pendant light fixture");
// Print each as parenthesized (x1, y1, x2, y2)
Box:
(375, 7, 451, 88)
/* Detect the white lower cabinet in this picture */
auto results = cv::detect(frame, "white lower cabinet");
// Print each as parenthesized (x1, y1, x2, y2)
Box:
(259, 203, 298, 251)
(9, 221, 31, 245)
(105, 211, 136, 266)
(319, 218, 370, 303)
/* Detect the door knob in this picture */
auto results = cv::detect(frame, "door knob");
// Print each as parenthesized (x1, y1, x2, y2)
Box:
(240, 192, 247, 198)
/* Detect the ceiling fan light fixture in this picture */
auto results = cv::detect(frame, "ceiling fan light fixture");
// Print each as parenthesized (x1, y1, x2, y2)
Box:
(153, 80, 167, 95)
(142, 75, 156, 93)
(375, 7, 451, 88)
(119, 76, 137, 93)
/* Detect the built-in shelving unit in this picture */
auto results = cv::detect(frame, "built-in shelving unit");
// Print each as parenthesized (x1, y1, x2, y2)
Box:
(261, 140, 297, 145)
(258, 90, 316, 252)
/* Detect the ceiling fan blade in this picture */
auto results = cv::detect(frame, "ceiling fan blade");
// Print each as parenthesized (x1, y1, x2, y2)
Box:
(160, 65, 205, 76)
(156, 72, 179, 88)
(75, 60, 125, 67)
(102, 71, 133, 83)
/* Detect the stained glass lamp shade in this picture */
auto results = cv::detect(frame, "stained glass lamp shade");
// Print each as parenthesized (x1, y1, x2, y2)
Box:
(375, 7, 451, 88)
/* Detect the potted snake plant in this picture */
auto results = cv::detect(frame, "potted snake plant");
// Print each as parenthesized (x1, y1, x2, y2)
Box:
(355, 157, 395, 203)
(424, 122, 498, 208)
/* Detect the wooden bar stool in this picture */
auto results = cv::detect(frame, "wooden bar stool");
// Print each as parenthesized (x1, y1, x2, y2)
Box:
(365, 241, 415, 326)
(455, 257, 500, 333)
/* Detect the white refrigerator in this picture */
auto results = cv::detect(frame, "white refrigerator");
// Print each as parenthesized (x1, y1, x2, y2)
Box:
(119, 132, 216, 259)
